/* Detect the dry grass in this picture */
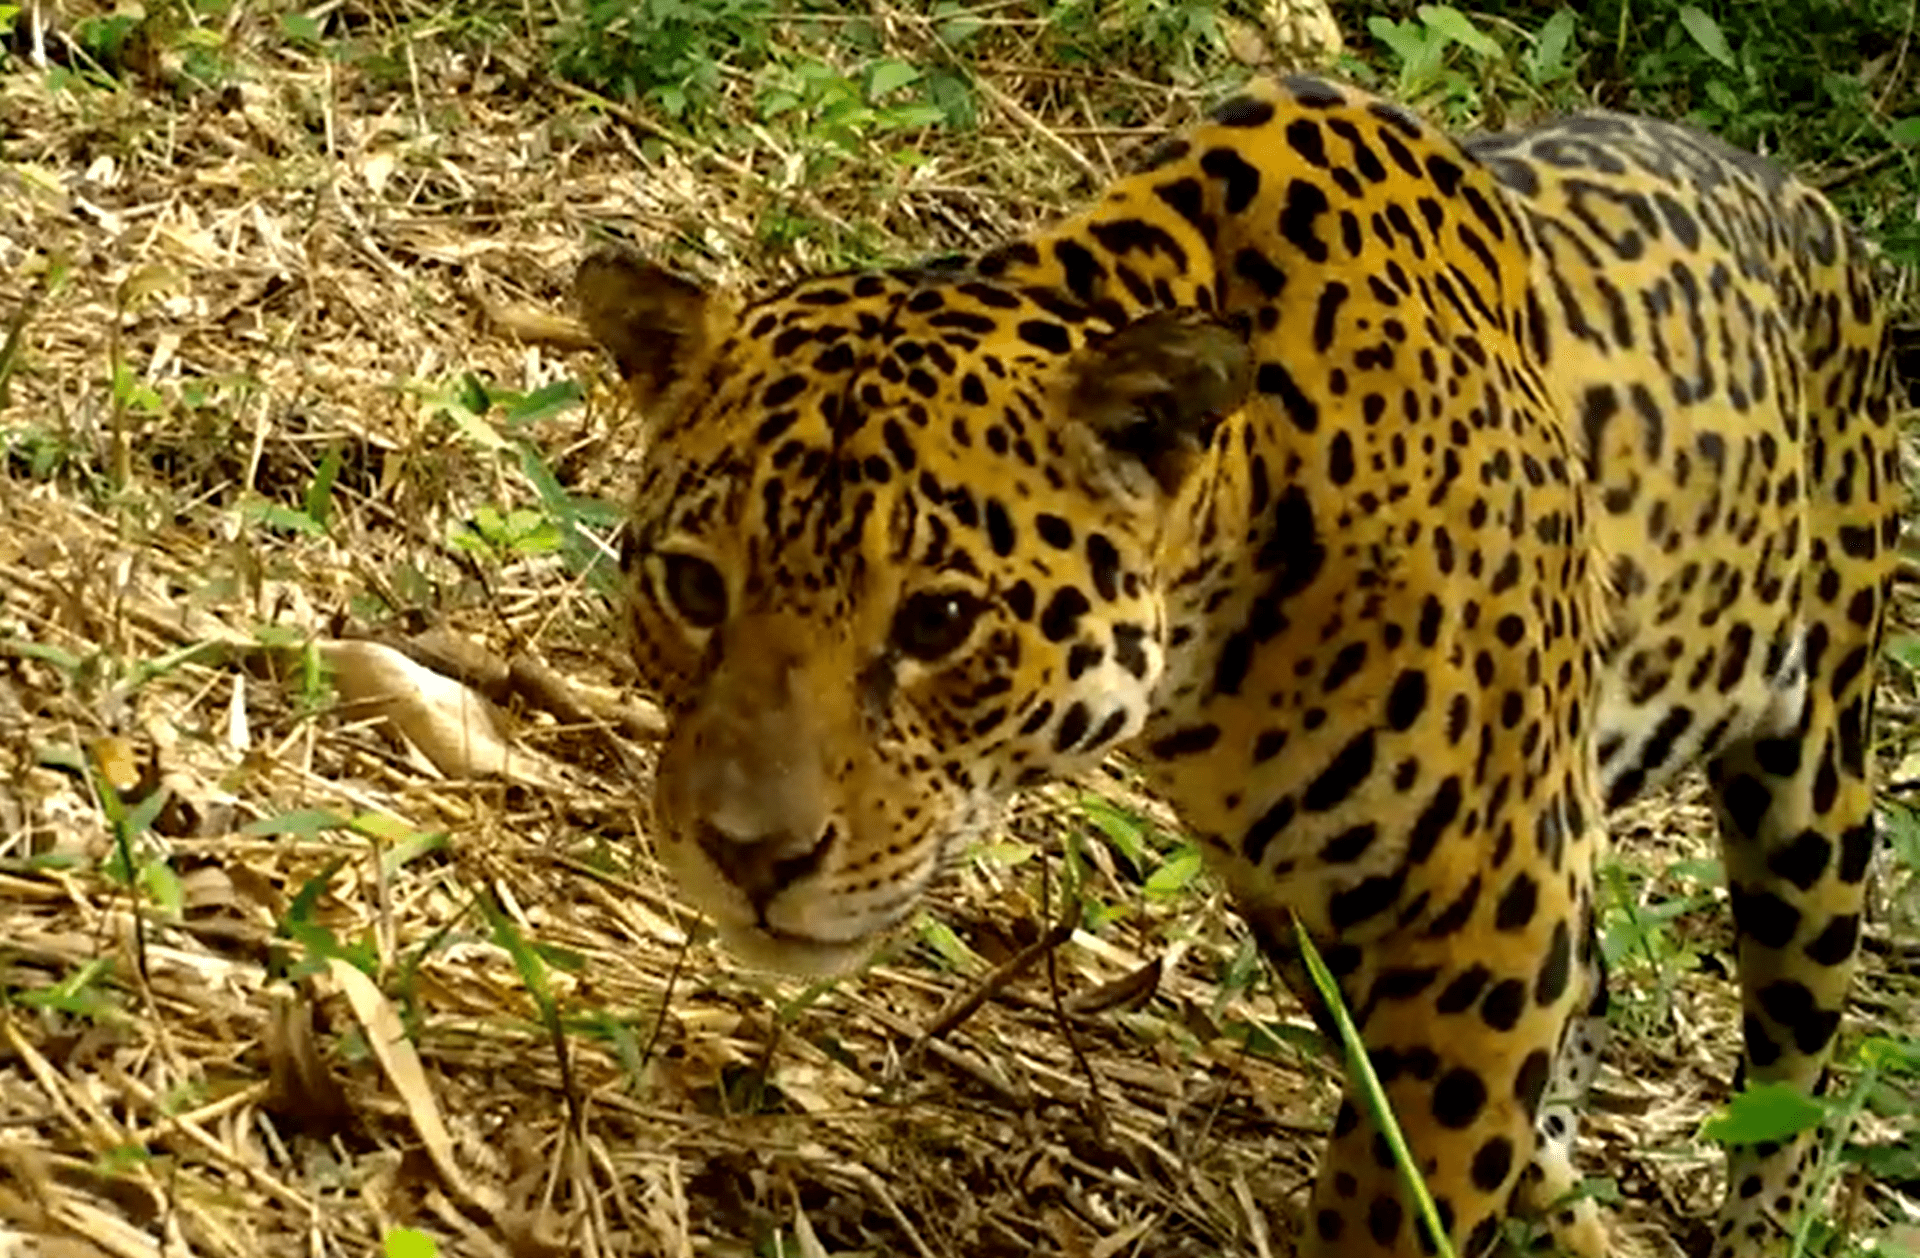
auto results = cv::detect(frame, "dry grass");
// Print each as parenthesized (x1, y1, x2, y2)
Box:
(2, 3, 1918, 1256)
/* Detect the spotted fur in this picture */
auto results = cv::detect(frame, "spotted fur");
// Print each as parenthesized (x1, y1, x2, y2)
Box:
(576, 76, 1899, 1257)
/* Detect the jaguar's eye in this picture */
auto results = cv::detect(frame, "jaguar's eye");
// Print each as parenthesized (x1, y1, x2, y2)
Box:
(658, 553, 729, 630)
(892, 590, 984, 662)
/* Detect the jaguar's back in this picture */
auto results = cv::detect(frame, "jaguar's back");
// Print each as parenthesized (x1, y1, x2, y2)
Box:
(577, 76, 1899, 1257)
(1466, 110, 1897, 1257)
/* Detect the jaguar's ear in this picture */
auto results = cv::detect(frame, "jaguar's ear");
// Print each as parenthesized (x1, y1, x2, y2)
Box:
(575, 248, 737, 414)
(1064, 311, 1254, 498)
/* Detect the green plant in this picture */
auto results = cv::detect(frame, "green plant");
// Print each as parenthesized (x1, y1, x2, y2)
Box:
(1599, 0, 1893, 150)
(7, 956, 122, 1021)
(554, 0, 775, 119)
(249, 810, 449, 987)
(1878, 799, 1920, 940)
(279, 11, 324, 49)
(1366, 5, 1505, 113)
(1043, 0, 1232, 85)
(756, 56, 952, 160)
(450, 504, 562, 559)
(426, 373, 620, 594)
(1597, 855, 1720, 1034)
(1705, 1037, 1920, 1256)
(73, 11, 142, 67)
(382, 1229, 441, 1258)
(1521, 9, 1579, 90)
(1465, 0, 1919, 252)
(1292, 918, 1460, 1258)
(2, 424, 96, 484)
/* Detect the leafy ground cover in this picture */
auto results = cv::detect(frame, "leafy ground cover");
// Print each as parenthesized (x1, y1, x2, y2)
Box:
(1, 2, 1918, 1255)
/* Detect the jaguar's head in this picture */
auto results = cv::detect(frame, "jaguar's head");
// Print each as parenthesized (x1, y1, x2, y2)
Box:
(578, 249, 1251, 974)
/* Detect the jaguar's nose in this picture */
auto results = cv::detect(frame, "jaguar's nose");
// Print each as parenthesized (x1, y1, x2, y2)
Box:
(694, 820, 835, 911)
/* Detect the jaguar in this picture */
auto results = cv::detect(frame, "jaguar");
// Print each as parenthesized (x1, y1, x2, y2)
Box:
(574, 74, 1901, 1257)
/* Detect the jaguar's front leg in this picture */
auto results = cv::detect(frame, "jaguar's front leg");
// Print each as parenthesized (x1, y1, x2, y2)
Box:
(1252, 843, 1609, 1257)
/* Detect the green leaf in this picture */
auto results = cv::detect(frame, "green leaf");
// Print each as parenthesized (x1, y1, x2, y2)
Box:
(760, 88, 803, 119)
(915, 916, 981, 971)
(1213, 934, 1264, 1012)
(867, 58, 919, 98)
(502, 379, 582, 428)
(1417, 5, 1500, 57)
(95, 1143, 153, 1176)
(6, 638, 84, 673)
(1887, 636, 1920, 669)
(1882, 801, 1920, 869)
(1702, 1081, 1827, 1144)
(245, 499, 326, 536)
(114, 782, 171, 843)
(936, 15, 981, 46)
(533, 941, 588, 972)
(1367, 16, 1429, 66)
(141, 861, 185, 917)
(279, 12, 322, 44)
(923, 68, 975, 128)
(483, 894, 555, 1014)
(1143, 845, 1204, 898)
(1079, 795, 1150, 870)
(1855, 1034, 1920, 1074)
(972, 839, 1037, 868)
(455, 372, 490, 415)
(1704, 78, 1742, 113)
(16, 957, 118, 1019)
(242, 807, 348, 838)
(1233, 1016, 1325, 1060)
(305, 442, 342, 528)
(349, 811, 416, 844)
(383, 1228, 440, 1258)
(514, 443, 617, 592)
(1530, 9, 1576, 81)
(1851, 1140, 1920, 1182)
(437, 390, 508, 452)
(1668, 857, 1723, 885)
(880, 104, 947, 130)
(1888, 116, 1920, 146)
(379, 829, 449, 875)
(1678, 6, 1737, 70)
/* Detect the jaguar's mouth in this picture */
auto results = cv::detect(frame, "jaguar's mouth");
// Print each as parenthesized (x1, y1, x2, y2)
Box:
(706, 916, 882, 978)
(657, 824, 925, 977)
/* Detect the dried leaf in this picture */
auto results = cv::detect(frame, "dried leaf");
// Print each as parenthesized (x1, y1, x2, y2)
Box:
(1064, 956, 1163, 1018)
(319, 639, 564, 787)
(265, 987, 351, 1132)
(329, 957, 504, 1216)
